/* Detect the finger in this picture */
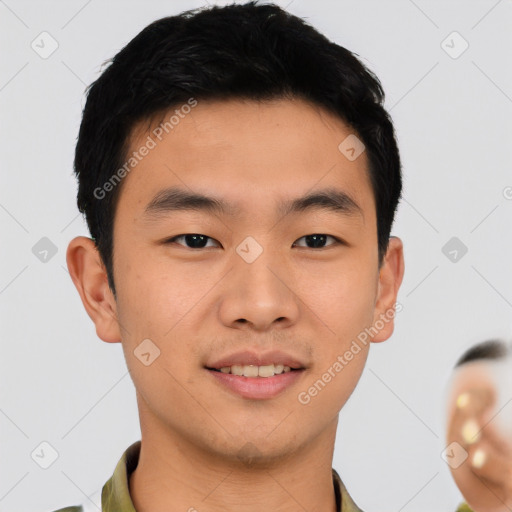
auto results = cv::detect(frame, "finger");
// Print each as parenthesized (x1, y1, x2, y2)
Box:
(466, 439, 512, 490)
(448, 388, 496, 445)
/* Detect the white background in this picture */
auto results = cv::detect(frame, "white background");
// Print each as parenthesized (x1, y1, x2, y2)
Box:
(1, 1, 512, 511)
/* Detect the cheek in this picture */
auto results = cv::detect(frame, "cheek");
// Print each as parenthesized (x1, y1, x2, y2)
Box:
(293, 255, 378, 333)
(114, 254, 206, 376)
(290, 262, 375, 411)
(296, 343, 369, 422)
(115, 253, 202, 337)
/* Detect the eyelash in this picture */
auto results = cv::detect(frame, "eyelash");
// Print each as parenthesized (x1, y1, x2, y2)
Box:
(164, 233, 343, 250)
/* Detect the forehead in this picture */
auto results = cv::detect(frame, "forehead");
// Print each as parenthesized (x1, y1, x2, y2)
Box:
(118, 97, 374, 218)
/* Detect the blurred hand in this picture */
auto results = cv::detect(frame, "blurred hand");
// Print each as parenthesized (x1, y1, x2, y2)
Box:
(446, 363, 512, 512)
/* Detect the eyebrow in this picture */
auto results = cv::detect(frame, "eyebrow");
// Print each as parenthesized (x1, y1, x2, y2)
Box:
(143, 185, 364, 221)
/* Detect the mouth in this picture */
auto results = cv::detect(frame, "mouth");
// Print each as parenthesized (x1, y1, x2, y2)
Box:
(205, 363, 303, 378)
(205, 364, 306, 400)
(204, 349, 308, 399)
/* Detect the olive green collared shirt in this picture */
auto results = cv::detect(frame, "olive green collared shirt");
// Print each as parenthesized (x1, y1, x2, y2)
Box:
(51, 440, 364, 511)
(51, 440, 474, 512)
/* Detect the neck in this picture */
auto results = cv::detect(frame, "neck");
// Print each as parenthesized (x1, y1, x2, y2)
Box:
(129, 408, 339, 512)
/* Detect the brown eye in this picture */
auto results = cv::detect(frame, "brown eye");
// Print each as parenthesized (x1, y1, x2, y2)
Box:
(292, 234, 340, 249)
(166, 234, 220, 249)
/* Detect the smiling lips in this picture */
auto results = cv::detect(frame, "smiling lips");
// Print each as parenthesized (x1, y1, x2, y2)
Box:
(207, 366, 305, 400)
(212, 363, 294, 378)
(206, 348, 306, 372)
(205, 349, 307, 399)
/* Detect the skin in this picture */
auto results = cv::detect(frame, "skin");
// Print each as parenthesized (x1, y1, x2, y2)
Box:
(446, 361, 512, 512)
(66, 97, 404, 512)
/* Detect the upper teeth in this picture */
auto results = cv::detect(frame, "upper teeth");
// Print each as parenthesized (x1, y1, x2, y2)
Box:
(218, 364, 292, 377)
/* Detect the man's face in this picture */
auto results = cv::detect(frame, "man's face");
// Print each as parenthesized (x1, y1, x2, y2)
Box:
(74, 98, 402, 465)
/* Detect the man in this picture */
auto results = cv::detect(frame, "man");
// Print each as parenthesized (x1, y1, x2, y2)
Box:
(446, 339, 512, 512)
(61, 2, 405, 510)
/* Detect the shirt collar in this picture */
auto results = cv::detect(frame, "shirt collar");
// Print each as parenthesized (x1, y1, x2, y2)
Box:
(102, 440, 365, 512)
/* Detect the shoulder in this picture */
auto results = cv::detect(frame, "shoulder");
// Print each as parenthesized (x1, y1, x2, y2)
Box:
(49, 498, 104, 512)
(455, 503, 474, 512)
(49, 507, 83, 512)
(48, 483, 102, 512)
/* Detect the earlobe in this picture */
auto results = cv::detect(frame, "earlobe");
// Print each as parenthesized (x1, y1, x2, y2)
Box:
(66, 236, 121, 343)
(371, 236, 405, 343)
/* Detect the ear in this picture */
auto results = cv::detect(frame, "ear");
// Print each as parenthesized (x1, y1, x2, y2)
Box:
(371, 236, 405, 343)
(66, 236, 121, 343)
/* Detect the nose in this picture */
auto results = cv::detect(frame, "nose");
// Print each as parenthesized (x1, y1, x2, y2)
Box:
(217, 248, 300, 332)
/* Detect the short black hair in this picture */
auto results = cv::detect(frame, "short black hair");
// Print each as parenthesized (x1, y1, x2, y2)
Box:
(455, 339, 508, 368)
(73, 1, 402, 296)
